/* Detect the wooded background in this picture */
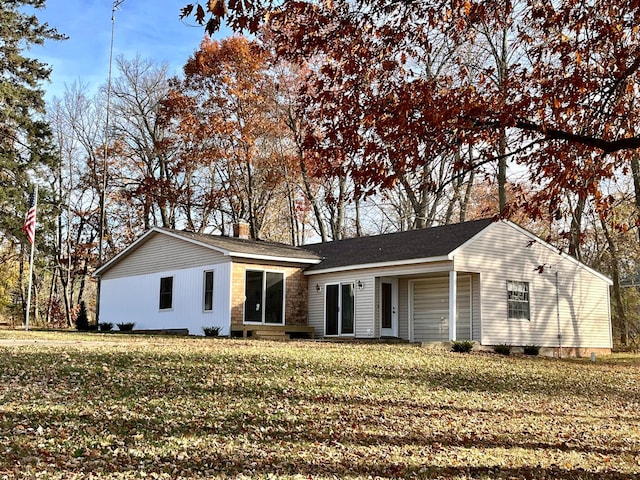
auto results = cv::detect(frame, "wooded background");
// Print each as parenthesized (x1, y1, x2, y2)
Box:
(2, 0, 639, 347)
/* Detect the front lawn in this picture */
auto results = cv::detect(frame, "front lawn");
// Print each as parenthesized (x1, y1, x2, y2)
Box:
(0, 332, 638, 479)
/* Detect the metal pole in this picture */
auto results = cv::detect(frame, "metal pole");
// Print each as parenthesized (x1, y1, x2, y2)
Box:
(25, 185, 38, 331)
(96, 0, 124, 325)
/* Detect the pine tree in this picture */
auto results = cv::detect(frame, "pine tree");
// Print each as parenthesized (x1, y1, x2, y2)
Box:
(75, 301, 89, 331)
(0, 0, 65, 240)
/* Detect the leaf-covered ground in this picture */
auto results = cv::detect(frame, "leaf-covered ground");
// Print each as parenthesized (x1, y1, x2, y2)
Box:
(0, 332, 638, 479)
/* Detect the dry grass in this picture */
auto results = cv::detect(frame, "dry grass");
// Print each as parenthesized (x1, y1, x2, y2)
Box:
(0, 331, 638, 479)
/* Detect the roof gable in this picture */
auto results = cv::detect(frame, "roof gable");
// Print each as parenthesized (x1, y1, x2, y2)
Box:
(94, 227, 321, 277)
(305, 219, 494, 272)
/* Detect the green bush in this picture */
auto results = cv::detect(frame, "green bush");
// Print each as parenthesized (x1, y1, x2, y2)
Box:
(494, 344, 512, 356)
(116, 322, 135, 332)
(202, 326, 221, 337)
(523, 345, 540, 356)
(451, 340, 474, 353)
(99, 322, 113, 332)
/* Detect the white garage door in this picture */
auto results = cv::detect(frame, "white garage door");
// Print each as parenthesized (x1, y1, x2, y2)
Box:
(412, 275, 471, 342)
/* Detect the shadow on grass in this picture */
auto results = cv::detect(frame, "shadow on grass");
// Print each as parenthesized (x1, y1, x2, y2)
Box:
(1, 390, 636, 478)
(1, 344, 638, 478)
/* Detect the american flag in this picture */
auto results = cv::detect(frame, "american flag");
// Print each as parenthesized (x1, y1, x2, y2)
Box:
(23, 192, 37, 244)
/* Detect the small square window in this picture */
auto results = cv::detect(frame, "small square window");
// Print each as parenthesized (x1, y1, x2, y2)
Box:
(507, 280, 530, 320)
(159, 276, 173, 310)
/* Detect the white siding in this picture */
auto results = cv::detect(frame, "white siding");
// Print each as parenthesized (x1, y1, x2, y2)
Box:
(456, 275, 471, 340)
(307, 271, 376, 338)
(307, 260, 453, 338)
(374, 277, 381, 338)
(471, 274, 481, 341)
(398, 279, 410, 340)
(102, 233, 228, 280)
(100, 262, 232, 335)
(454, 222, 612, 348)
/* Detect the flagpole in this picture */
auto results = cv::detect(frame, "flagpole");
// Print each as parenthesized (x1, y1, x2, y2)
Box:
(25, 185, 38, 331)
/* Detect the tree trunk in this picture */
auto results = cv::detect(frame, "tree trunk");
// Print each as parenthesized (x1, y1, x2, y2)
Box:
(498, 129, 507, 214)
(355, 196, 362, 237)
(600, 216, 628, 345)
(630, 153, 640, 245)
(568, 194, 586, 261)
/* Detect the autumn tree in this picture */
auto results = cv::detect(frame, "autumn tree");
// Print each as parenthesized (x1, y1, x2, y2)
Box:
(108, 55, 173, 234)
(159, 36, 296, 240)
(181, 1, 640, 234)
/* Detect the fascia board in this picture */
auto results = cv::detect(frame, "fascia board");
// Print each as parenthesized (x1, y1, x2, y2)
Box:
(158, 229, 232, 256)
(304, 255, 451, 276)
(229, 253, 321, 264)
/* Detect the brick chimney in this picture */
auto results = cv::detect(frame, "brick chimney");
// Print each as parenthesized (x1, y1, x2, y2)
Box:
(232, 221, 250, 239)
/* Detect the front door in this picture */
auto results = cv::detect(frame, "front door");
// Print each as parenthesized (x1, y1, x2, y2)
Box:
(325, 283, 355, 336)
(380, 278, 398, 337)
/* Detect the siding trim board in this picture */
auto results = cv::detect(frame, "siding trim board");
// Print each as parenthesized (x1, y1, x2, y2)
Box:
(230, 253, 320, 264)
(305, 256, 451, 276)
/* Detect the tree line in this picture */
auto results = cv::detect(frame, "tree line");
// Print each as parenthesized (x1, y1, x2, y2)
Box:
(1, 0, 639, 346)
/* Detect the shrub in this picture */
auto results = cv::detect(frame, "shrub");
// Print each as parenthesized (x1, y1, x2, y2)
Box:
(116, 322, 135, 331)
(524, 345, 540, 356)
(75, 301, 90, 331)
(494, 344, 512, 356)
(202, 326, 221, 337)
(451, 340, 474, 353)
(99, 322, 113, 332)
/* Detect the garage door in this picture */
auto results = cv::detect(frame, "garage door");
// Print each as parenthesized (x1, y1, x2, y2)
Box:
(412, 275, 471, 342)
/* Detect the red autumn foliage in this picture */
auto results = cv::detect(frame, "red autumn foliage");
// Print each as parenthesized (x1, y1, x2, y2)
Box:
(181, 0, 640, 225)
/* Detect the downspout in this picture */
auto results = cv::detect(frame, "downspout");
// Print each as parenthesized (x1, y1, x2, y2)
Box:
(556, 271, 562, 358)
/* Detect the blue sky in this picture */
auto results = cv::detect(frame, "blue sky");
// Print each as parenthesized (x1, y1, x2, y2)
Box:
(33, 0, 230, 102)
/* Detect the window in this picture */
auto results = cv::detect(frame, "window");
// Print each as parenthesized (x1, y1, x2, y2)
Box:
(244, 270, 284, 324)
(507, 280, 530, 320)
(203, 271, 214, 311)
(159, 276, 173, 310)
(325, 283, 355, 336)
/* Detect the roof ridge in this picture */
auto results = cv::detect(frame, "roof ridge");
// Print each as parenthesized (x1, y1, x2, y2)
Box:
(303, 218, 494, 247)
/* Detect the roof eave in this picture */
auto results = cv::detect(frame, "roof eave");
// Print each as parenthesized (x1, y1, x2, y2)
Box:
(304, 255, 452, 275)
(158, 229, 232, 256)
(229, 252, 321, 264)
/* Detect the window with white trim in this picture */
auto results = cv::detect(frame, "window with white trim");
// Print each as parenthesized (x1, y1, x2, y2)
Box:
(507, 280, 530, 320)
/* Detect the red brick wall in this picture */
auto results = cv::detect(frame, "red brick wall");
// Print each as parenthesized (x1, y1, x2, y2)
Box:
(230, 261, 308, 326)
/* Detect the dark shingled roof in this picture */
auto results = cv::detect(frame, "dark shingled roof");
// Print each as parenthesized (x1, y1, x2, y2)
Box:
(304, 218, 494, 271)
(162, 228, 322, 263)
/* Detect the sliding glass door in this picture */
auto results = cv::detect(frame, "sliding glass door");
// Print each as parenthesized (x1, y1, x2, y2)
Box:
(325, 283, 354, 336)
(244, 270, 284, 324)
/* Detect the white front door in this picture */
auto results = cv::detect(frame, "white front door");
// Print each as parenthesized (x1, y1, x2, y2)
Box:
(380, 278, 398, 337)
